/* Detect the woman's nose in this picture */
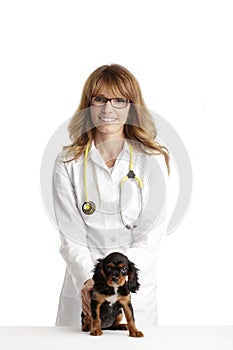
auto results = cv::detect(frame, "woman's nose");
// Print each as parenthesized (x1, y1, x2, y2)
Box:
(103, 101, 113, 112)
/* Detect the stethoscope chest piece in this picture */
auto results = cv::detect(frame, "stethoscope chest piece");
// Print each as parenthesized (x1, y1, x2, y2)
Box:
(82, 201, 96, 215)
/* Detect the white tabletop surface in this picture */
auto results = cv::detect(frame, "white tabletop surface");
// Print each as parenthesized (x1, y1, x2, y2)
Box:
(0, 326, 233, 350)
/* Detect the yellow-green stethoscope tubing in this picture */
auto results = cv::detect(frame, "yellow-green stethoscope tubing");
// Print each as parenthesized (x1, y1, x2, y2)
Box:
(82, 143, 143, 230)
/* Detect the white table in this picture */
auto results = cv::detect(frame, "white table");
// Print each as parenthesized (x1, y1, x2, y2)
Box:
(0, 326, 232, 350)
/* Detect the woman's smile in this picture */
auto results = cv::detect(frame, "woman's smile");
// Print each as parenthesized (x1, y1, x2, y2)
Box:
(98, 115, 118, 123)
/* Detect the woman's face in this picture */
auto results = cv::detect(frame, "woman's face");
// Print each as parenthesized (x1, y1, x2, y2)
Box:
(90, 86, 130, 138)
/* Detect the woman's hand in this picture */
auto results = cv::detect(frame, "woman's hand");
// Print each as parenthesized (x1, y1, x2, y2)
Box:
(81, 278, 94, 316)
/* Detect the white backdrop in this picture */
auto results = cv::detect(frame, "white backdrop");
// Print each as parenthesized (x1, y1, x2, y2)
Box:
(0, 0, 232, 326)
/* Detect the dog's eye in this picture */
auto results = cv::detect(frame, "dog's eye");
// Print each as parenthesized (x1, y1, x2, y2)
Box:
(105, 265, 112, 272)
(121, 266, 128, 273)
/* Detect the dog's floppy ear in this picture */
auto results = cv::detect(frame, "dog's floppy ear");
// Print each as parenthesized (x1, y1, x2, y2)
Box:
(127, 260, 140, 293)
(92, 258, 106, 286)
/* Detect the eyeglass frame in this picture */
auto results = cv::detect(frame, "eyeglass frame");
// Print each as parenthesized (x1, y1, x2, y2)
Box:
(90, 95, 131, 109)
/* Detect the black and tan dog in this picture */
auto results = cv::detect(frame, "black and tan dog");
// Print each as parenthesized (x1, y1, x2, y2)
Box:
(82, 252, 143, 337)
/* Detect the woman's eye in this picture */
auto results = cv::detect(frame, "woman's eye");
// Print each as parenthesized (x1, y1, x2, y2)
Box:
(94, 96, 104, 102)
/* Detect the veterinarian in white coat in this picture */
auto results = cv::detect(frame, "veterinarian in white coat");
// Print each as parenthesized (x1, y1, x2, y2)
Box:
(53, 64, 170, 329)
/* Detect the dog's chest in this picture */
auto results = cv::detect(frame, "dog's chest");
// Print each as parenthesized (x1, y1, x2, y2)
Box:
(106, 287, 118, 306)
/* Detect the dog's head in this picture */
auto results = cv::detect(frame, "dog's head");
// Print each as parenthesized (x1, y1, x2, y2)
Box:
(93, 252, 140, 293)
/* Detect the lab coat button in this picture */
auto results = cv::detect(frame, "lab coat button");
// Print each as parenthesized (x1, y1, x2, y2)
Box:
(110, 236, 117, 242)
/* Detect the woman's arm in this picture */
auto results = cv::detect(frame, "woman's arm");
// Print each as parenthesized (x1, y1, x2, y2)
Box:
(125, 155, 168, 271)
(53, 153, 94, 295)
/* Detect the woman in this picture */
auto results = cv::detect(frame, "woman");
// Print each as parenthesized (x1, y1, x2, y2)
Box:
(53, 64, 170, 329)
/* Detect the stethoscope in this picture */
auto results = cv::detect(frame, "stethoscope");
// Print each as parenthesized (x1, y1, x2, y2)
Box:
(82, 143, 143, 231)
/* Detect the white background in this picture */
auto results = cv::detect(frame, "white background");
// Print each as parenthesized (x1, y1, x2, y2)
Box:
(0, 0, 232, 326)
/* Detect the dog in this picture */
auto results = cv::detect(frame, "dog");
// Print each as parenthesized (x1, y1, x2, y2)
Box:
(81, 252, 144, 337)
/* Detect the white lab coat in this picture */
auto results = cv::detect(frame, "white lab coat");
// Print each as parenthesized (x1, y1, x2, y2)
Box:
(53, 140, 168, 329)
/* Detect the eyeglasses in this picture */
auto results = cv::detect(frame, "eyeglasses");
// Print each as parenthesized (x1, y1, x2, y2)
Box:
(91, 95, 130, 109)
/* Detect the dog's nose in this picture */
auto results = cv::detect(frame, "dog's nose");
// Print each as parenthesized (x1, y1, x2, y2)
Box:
(112, 276, 119, 283)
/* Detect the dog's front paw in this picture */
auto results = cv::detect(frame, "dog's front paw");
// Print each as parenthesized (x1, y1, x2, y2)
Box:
(129, 330, 144, 337)
(82, 324, 90, 332)
(90, 329, 103, 336)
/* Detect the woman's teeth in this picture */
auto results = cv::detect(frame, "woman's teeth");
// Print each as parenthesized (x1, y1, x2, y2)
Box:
(99, 117, 117, 122)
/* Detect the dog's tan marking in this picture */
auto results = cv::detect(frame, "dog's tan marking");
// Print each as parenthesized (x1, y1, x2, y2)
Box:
(90, 291, 112, 336)
(107, 262, 115, 268)
(112, 311, 123, 325)
(94, 291, 109, 303)
(111, 312, 128, 330)
(119, 295, 144, 337)
(90, 301, 102, 336)
(117, 275, 126, 286)
(118, 263, 125, 268)
(107, 275, 126, 287)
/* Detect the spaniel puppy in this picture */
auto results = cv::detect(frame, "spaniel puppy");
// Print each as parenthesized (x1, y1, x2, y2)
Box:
(81, 252, 143, 337)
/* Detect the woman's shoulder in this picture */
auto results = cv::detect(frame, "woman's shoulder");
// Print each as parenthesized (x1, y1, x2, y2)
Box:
(139, 151, 169, 181)
(55, 149, 84, 165)
(55, 149, 68, 162)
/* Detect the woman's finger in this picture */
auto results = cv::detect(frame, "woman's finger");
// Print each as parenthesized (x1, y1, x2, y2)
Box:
(81, 278, 94, 316)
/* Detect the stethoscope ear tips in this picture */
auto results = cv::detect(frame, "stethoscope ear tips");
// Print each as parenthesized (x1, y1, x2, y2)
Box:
(82, 201, 96, 215)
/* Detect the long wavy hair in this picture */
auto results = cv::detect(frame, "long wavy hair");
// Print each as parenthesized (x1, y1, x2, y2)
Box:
(64, 64, 170, 174)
